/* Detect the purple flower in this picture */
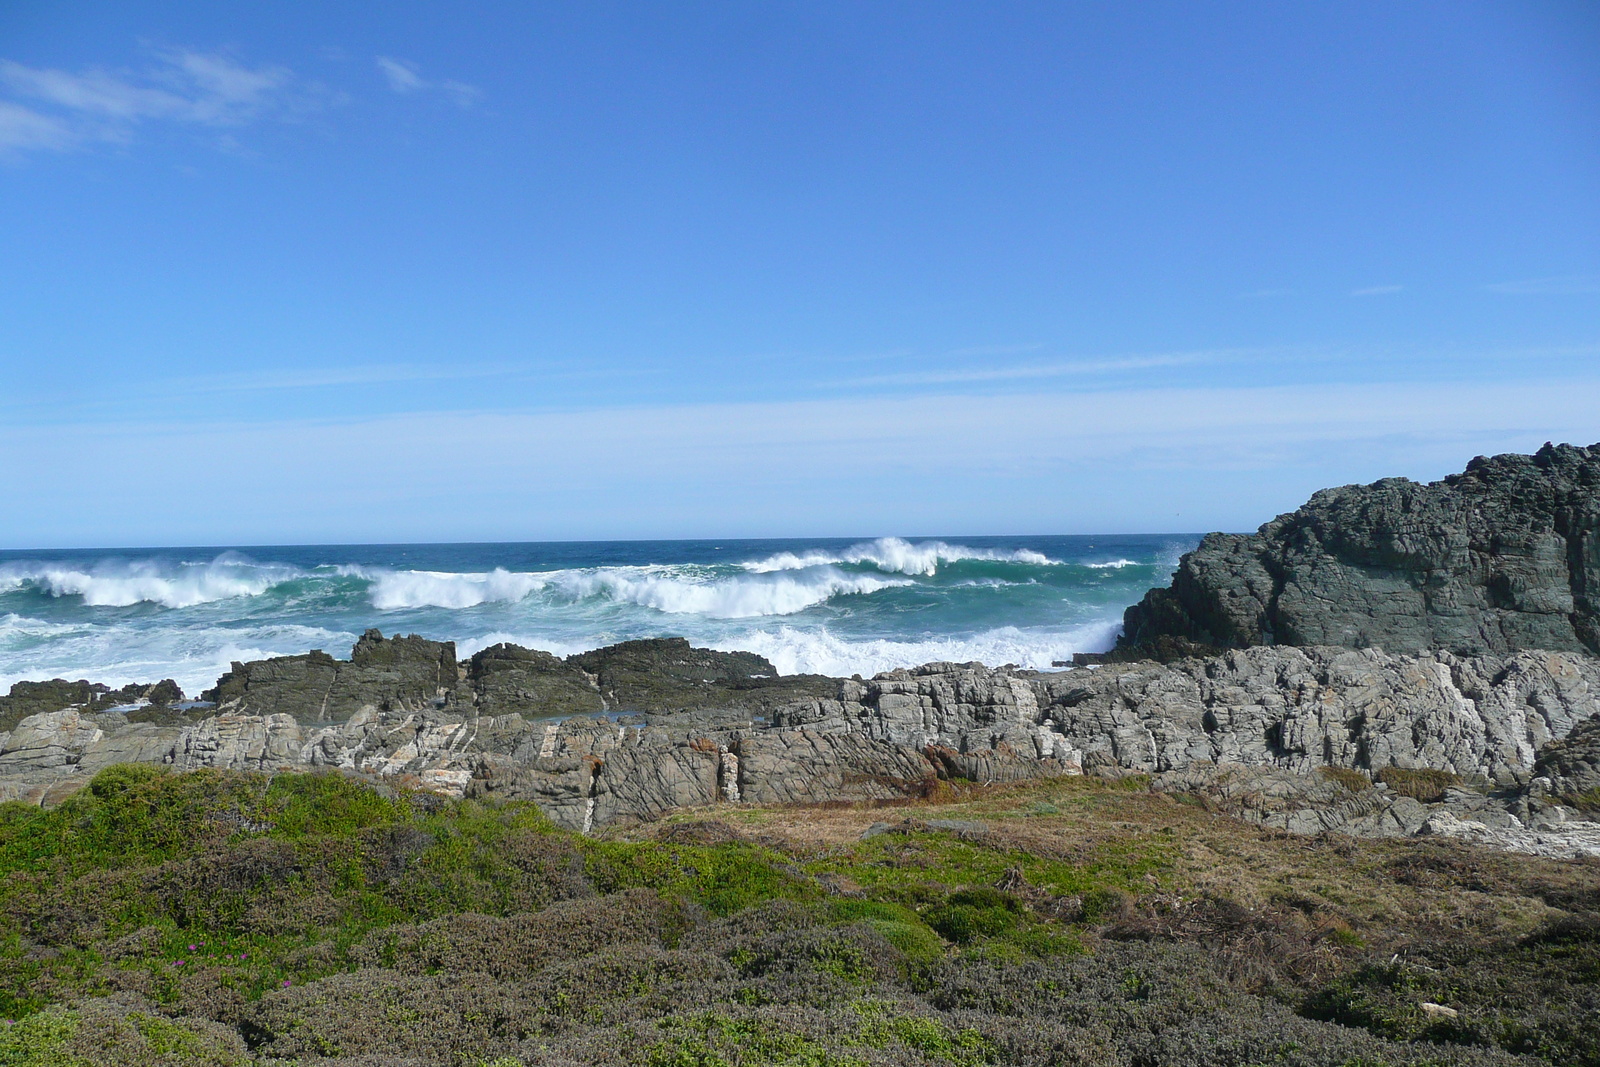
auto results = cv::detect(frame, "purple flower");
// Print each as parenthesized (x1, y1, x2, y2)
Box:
(174, 960, 184, 966)
(282, 979, 291, 987)
(188, 945, 197, 952)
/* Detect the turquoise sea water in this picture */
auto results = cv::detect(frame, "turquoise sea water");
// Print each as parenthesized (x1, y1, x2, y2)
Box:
(0, 536, 1196, 694)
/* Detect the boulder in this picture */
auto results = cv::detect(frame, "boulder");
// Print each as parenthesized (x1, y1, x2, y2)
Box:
(1533, 712, 1600, 806)
(204, 629, 457, 721)
(568, 637, 835, 714)
(466, 643, 604, 719)
(1121, 442, 1600, 656)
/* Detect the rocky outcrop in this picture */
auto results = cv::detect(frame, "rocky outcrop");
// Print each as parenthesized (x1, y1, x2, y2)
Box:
(6, 636, 1600, 851)
(467, 643, 605, 718)
(568, 637, 837, 714)
(1532, 712, 1600, 806)
(1121, 443, 1600, 657)
(204, 629, 459, 722)
(0, 677, 187, 733)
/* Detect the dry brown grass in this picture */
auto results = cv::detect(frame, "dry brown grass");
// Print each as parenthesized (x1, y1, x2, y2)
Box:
(626, 772, 1585, 958)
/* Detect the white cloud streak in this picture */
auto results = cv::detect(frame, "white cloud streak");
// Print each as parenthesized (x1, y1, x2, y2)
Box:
(2, 378, 1596, 545)
(836, 349, 1244, 388)
(376, 57, 426, 93)
(375, 56, 481, 106)
(0, 49, 314, 155)
(0, 99, 71, 151)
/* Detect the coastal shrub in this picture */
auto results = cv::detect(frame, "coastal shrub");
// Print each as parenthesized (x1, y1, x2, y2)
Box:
(1318, 766, 1371, 793)
(925, 889, 1022, 944)
(0, 1008, 87, 1067)
(348, 889, 681, 979)
(641, 1011, 867, 1067)
(824, 900, 945, 963)
(0, 1001, 247, 1067)
(583, 839, 811, 916)
(1303, 914, 1600, 1065)
(1565, 787, 1600, 812)
(0, 764, 1591, 1065)
(1375, 767, 1461, 803)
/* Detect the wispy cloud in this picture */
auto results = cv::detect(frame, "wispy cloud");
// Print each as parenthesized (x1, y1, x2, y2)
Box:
(166, 362, 515, 394)
(1484, 274, 1600, 295)
(0, 48, 322, 155)
(1351, 284, 1403, 296)
(375, 56, 481, 107)
(837, 349, 1239, 388)
(947, 343, 1043, 357)
(6, 378, 1598, 544)
(0, 99, 71, 151)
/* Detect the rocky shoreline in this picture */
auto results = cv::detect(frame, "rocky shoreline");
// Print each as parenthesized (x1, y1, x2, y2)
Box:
(6, 446, 1600, 1067)
(5, 444, 1600, 855)
(4, 630, 1598, 855)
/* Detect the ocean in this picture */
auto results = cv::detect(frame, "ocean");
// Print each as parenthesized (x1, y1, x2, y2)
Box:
(0, 535, 1196, 695)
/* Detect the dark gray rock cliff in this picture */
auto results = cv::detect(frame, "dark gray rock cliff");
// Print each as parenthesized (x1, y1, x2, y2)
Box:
(1121, 442, 1600, 656)
(204, 629, 459, 722)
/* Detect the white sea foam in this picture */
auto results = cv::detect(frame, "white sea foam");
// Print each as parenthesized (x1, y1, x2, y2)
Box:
(354, 563, 910, 618)
(709, 620, 1123, 678)
(355, 567, 549, 610)
(455, 631, 598, 661)
(548, 566, 911, 618)
(741, 537, 1057, 577)
(0, 621, 355, 696)
(1084, 559, 1140, 569)
(0, 554, 301, 609)
(452, 622, 1121, 680)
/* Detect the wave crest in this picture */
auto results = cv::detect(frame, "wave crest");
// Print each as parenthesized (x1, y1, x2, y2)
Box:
(742, 537, 1057, 577)
(353, 564, 909, 618)
(552, 567, 909, 618)
(353, 567, 548, 610)
(0, 555, 300, 609)
(710, 622, 1122, 677)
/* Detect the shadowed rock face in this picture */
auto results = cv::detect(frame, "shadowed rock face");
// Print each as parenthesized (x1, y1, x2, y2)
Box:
(1121, 443, 1600, 657)
(567, 637, 837, 714)
(0, 678, 187, 734)
(1535, 713, 1600, 804)
(204, 629, 458, 722)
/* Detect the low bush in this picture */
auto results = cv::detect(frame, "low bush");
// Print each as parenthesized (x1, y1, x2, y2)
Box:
(1375, 767, 1462, 802)
(1318, 766, 1371, 793)
(0, 764, 1591, 1066)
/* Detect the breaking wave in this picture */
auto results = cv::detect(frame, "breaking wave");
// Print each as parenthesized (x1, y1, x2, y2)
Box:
(551, 567, 911, 618)
(741, 537, 1057, 577)
(351, 567, 548, 611)
(356, 564, 912, 618)
(0, 555, 301, 609)
(709, 621, 1123, 678)
(0, 535, 1190, 690)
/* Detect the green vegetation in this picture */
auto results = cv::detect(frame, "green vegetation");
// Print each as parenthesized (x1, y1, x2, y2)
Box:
(0, 765, 1593, 1065)
(1374, 768, 1462, 803)
(1319, 767, 1372, 793)
(1564, 786, 1600, 812)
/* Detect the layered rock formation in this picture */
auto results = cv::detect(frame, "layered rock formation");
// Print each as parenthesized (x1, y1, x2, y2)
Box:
(1121, 442, 1600, 657)
(4, 632, 1599, 852)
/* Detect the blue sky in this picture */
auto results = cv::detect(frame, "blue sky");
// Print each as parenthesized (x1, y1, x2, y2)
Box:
(1, 1, 1597, 547)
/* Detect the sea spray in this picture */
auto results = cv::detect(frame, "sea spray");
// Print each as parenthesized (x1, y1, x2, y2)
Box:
(0, 534, 1194, 692)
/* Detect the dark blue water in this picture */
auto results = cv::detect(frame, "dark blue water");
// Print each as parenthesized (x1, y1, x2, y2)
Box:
(0, 535, 1195, 693)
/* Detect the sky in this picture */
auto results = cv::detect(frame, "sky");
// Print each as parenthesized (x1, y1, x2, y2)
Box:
(1, 1, 1597, 547)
